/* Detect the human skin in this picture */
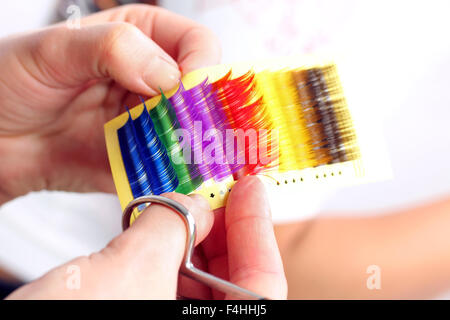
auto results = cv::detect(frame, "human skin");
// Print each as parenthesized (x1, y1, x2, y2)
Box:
(0, 4, 220, 204)
(7, 176, 286, 299)
(274, 196, 450, 299)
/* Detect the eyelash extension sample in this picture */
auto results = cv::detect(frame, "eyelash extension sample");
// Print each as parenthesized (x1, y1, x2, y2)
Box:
(257, 70, 314, 172)
(320, 64, 360, 162)
(147, 94, 203, 195)
(275, 71, 315, 169)
(105, 57, 371, 220)
(117, 114, 152, 198)
(212, 70, 277, 176)
(117, 107, 178, 198)
(169, 81, 211, 180)
(209, 71, 246, 174)
(131, 107, 179, 195)
(308, 68, 346, 162)
(293, 67, 356, 165)
(205, 74, 239, 174)
(169, 79, 232, 182)
(213, 71, 246, 167)
(185, 78, 232, 181)
(292, 69, 332, 166)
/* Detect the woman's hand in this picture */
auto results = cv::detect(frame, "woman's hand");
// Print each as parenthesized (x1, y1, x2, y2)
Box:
(0, 4, 221, 204)
(7, 177, 287, 299)
(180, 176, 287, 300)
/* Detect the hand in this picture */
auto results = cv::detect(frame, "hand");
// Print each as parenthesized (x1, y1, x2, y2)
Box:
(0, 4, 221, 204)
(7, 176, 287, 299)
(179, 176, 287, 300)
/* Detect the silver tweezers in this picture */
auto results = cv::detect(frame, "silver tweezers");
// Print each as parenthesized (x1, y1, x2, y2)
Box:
(122, 195, 266, 300)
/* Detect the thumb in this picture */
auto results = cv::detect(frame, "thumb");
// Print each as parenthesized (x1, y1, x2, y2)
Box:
(225, 176, 287, 299)
(32, 22, 181, 95)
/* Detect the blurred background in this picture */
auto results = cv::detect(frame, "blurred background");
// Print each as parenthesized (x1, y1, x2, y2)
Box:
(0, 0, 449, 297)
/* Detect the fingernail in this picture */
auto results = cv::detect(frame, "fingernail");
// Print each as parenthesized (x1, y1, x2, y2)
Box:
(242, 176, 271, 218)
(189, 193, 211, 211)
(143, 56, 181, 93)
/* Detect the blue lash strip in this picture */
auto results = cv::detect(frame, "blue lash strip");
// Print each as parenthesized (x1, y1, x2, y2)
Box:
(117, 107, 178, 198)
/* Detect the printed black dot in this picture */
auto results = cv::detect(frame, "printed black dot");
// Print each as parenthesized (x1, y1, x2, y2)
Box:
(285, 180, 288, 184)
(277, 181, 280, 185)
(331, 172, 334, 176)
(338, 171, 342, 175)
(210, 193, 215, 198)
(300, 177, 304, 182)
(293, 179, 296, 183)
(228, 188, 231, 192)
(316, 175, 319, 179)
(323, 174, 327, 178)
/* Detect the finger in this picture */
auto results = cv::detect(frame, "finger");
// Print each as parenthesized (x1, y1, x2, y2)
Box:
(33, 22, 181, 96)
(104, 192, 214, 299)
(81, 4, 221, 74)
(202, 208, 227, 259)
(201, 207, 228, 300)
(225, 176, 287, 299)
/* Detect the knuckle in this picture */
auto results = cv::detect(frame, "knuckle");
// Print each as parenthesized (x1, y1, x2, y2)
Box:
(160, 192, 195, 210)
(103, 233, 133, 259)
(106, 22, 137, 41)
(196, 25, 221, 50)
(204, 27, 221, 45)
(100, 22, 138, 66)
(206, 29, 222, 60)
